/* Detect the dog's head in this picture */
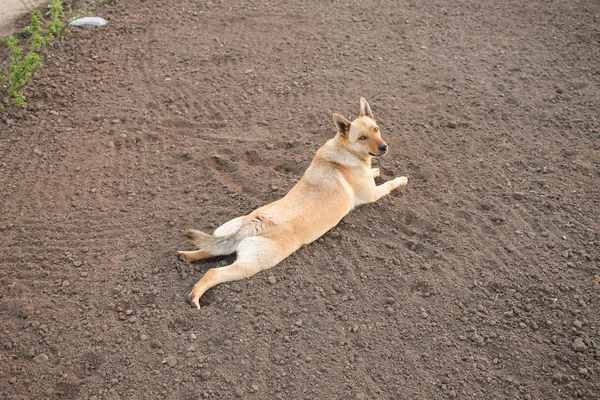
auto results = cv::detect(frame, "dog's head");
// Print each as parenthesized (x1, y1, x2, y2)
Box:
(333, 98, 388, 158)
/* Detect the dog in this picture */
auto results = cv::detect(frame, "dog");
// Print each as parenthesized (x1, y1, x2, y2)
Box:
(179, 98, 408, 309)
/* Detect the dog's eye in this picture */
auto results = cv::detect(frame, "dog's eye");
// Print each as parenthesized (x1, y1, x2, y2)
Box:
(359, 136, 367, 140)
(374, 127, 379, 132)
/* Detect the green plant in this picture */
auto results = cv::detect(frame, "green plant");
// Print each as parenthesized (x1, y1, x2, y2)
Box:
(0, 10, 47, 107)
(47, 0, 66, 40)
(0, 0, 115, 108)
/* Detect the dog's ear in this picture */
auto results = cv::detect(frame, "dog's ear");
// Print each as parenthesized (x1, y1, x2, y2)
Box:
(360, 97, 373, 118)
(333, 113, 351, 135)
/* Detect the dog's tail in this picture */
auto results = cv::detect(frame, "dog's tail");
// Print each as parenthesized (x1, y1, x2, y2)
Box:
(184, 214, 274, 255)
(183, 230, 241, 255)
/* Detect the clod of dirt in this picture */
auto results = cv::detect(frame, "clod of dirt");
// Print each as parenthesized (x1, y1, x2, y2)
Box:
(471, 333, 485, 346)
(572, 338, 587, 352)
(33, 353, 49, 363)
(163, 355, 178, 367)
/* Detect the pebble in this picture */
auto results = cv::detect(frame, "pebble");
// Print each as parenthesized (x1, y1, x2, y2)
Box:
(471, 333, 485, 346)
(267, 275, 277, 285)
(295, 319, 303, 327)
(573, 320, 583, 329)
(163, 355, 178, 367)
(447, 121, 458, 129)
(201, 371, 211, 381)
(33, 353, 49, 363)
(73, 260, 83, 267)
(140, 334, 149, 341)
(234, 387, 245, 397)
(504, 244, 516, 253)
(572, 337, 587, 352)
(512, 191, 524, 200)
(190, 333, 197, 340)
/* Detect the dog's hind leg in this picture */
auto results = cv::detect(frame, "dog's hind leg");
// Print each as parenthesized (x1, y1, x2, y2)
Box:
(187, 236, 292, 309)
(178, 249, 214, 262)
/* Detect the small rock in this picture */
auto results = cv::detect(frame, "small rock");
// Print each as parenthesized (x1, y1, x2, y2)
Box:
(504, 244, 516, 253)
(140, 334, 149, 341)
(33, 353, 49, 363)
(267, 275, 277, 285)
(61, 280, 71, 288)
(472, 333, 485, 346)
(556, 87, 564, 94)
(295, 319, 303, 327)
(9, 377, 17, 384)
(163, 355, 178, 367)
(573, 320, 583, 329)
(447, 121, 458, 129)
(190, 333, 197, 340)
(572, 337, 587, 352)
(234, 387, 245, 397)
(512, 191, 524, 200)
(578, 367, 588, 375)
(73, 260, 83, 267)
(201, 371, 211, 381)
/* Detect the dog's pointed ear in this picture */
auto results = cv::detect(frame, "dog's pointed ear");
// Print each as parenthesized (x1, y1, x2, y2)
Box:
(333, 113, 351, 136)
(360, 97, 373, 118)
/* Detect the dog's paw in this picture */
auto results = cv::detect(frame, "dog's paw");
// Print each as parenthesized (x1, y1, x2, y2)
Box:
(188, 290, 201, 310)
(178, 251, 189, 262)
(371, 168, 381, 178)
(393, 176, 408, 188)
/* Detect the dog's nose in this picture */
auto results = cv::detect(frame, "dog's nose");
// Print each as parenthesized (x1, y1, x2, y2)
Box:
(378, 143, 388, 153)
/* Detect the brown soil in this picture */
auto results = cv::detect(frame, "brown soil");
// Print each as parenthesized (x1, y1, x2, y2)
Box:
(1, 0, 599, 399)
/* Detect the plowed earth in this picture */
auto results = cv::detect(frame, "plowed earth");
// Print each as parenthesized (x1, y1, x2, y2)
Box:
(1, 0, 599, 399)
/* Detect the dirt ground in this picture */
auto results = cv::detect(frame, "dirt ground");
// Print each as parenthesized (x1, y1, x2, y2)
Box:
(1, 0, 599, 399)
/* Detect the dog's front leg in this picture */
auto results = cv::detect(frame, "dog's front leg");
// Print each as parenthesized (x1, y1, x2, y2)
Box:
(371, 176, 408, 202)
(371, 168, 380, 178)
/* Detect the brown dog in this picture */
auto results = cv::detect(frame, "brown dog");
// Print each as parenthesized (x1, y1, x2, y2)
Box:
(179, 98, 408, 308)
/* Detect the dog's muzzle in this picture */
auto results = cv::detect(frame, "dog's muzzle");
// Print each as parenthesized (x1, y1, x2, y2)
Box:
(370, 143, 388, 157)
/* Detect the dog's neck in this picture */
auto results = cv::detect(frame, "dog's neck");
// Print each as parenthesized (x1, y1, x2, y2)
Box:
(316, 135, 372, 168)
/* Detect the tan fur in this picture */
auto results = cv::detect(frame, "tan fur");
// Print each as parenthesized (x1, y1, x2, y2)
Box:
(179, 98, 408, 309)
